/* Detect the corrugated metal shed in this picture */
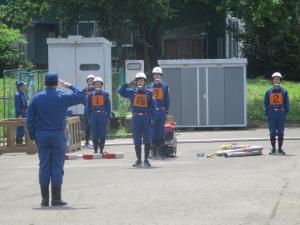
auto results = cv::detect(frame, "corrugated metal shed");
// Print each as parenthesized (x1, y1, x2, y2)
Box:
(158, 58, 248, 127)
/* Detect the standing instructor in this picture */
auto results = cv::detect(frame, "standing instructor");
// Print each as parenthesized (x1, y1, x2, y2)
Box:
(27, 72, 85, 207)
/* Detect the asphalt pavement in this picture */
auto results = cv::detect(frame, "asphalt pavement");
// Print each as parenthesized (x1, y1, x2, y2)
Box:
(0, 127, 300, 225)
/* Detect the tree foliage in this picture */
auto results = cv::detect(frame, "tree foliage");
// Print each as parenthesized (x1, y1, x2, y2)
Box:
(0, 23, 26, 74)
(220, 0, 300, 80)
(2, 0, 300, 79)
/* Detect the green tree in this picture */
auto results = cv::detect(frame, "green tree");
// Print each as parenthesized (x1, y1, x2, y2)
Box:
(0, 23, 26, 75)
(220, 0, 300, 80)
(0, 0, 186, 74)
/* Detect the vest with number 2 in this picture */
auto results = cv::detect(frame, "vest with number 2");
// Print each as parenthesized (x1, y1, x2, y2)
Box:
(268, 88, 288, 110)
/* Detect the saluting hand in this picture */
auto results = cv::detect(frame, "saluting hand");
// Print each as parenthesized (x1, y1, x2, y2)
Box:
(59, 79, 72, 88)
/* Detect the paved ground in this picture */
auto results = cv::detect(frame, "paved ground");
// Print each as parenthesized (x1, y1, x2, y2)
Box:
(1, 127, 300, 225)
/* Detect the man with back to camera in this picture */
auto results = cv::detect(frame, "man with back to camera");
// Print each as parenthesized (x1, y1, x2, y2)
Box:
(264, 72, 289, 155)
(27, 72, 85, 207)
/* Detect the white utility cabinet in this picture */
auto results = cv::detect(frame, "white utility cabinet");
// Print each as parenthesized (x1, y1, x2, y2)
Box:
(47, 35, 112, 114)
(125, 60, 144, 82)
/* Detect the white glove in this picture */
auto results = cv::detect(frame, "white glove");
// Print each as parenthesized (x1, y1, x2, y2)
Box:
(59, 79, 72, 88)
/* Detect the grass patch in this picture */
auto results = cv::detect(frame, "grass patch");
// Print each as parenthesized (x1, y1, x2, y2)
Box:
(108, 126, 131, 138)
(247, 77, 300, 123)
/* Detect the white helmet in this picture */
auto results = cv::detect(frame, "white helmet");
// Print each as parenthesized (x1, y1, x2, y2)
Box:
(272, 72, 282, 79)
(135, 72, 147, 80)
(93, 76, 104, 84)
(86, 74, 95, 81)
(152, 67, 162, 74)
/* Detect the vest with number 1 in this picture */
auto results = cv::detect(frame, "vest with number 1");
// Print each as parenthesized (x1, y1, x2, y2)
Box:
(91, 91, 108, 111)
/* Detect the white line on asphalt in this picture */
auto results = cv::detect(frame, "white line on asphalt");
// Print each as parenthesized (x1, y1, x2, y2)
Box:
(104, 137, 300, 146)
(18, 161, 193, 169)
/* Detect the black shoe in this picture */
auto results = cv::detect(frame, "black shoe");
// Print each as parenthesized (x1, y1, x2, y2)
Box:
(278, 149, 286, 155)
(40, 187, 49, 207)
(269, 149, 276, 155)
(85, 141, 90, 147)
(143, 159, 151, 167)
(132, 160, 142, 167)
(149, 153, 158, 159)
(16, 137, 23, 144)
(51, 186, 67, 206)
(157, 154, 166, 159)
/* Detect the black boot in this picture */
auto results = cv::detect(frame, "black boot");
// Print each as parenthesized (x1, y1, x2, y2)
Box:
(99, 139, 105, 154)
(16, 137, 23, 144)
(40, 186, 49, 207)
(85, 126, 90, 146)
(51, 185, 67, 206)
(144, 144, 151, 167)
(84, 140, 90, 147)
(269, 136, 276, 154)
(157, 139, 166, 159)
(278, 137, 286, 155)
(150, 140, 158, 159)
(93, 140, 99, 153)
(133, 145, 142, 167)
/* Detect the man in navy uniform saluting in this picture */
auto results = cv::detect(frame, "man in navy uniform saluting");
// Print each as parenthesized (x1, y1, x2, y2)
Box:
(27, 72, 85, 207)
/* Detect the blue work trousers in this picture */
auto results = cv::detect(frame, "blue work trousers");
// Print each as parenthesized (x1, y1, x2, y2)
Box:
(36, 130, 66, 187)
(16, 112, 27, 137)
(91, 112, 107, 141)
(152, 111, 166, 140)
(268, 111, 285, 138)
(132, 114, 151, 145)
(84, 113, 91, 141)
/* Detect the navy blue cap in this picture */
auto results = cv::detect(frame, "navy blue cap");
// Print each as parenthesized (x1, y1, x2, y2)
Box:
(45, 72, 58, 85)
(16, 81, 27, 89)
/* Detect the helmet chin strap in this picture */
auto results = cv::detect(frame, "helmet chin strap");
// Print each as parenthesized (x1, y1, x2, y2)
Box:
(274, 83, 281, 87)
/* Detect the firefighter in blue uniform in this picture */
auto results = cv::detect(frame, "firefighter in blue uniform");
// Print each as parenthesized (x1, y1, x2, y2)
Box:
(27, 72, 85, 207)
(15, 81, 28, 144)
(147, 67, 170, 158)
(264, 72, 289, 155)
(119, 72, 156, 167)
(82, 74, 95, 147)
(87, 77, 111, 154)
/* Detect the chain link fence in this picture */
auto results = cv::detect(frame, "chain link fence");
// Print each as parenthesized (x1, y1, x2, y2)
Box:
(1, 69, 46, 119)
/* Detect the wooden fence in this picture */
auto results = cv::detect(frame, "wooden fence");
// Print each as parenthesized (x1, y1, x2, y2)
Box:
(0, 117, 81, 155)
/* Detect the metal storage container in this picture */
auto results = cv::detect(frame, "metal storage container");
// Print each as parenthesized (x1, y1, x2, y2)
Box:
(158, 59, 247, 127)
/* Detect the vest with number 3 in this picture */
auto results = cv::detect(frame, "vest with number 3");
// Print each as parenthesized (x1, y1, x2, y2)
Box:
(147, 82, 169, 109)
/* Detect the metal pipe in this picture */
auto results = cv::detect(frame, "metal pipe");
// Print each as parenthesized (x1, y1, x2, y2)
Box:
(217, 146, 263, 156)
(224, 150, 262, 158)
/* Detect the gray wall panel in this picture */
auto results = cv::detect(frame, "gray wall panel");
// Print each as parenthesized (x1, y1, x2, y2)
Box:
(224, 67, 244, 124)
(198, 68, 207, 125)
(162, 68, 182, 124)
(181, 68, 198, 125)
(208, 67, 225, 125)
(159, 59, 247, 127)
